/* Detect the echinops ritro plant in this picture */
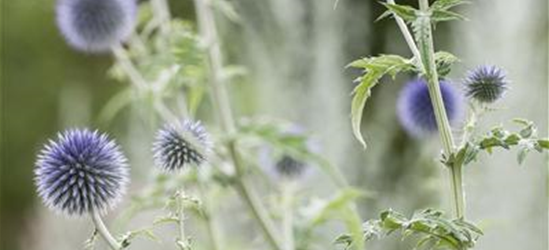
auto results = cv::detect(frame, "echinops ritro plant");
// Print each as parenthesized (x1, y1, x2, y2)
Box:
(34, 129, 129, 216)
(56, 0, 137, 52)
(153, 119, 212, 172)
(463, 65, 508, 103)
(397, 78, 463, 137)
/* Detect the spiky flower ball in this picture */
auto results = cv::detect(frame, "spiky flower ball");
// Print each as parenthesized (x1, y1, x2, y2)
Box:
(463, 65, 508, 103)
(56, 0, 137, 52)
(35, 129, 129, 216)
(261, 126, 316, 181)
(153, 120, 212, 172)
(273, 155, 308, 179)
(397, 78, 463, 138)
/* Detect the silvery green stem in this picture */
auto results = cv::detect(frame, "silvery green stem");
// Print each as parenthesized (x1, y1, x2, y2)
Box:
(387, 0, 422, 64)
(417, 0, 465, 219)
(176, 190, 191, 250)
(281, 183, 295, 250)
(112, 44, 147, 90)
(193, 0, 284, 249)
(198, 181, 222, 250)
(91, 211, 122, 250)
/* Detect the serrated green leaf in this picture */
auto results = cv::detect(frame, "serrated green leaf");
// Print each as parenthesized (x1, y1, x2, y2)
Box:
(375, 10, 394, 22)
(434, 51, 459, 77)
(538, 139, 549, 149)
(380, 3, 419, 22)
(308, 188, 364, 225)
(333, 234, 354, 249)
(431, 0, 468, 10)
(349, 55, 414, 148)
(353, 208, 482, 249)
(431, 10, 467, 22)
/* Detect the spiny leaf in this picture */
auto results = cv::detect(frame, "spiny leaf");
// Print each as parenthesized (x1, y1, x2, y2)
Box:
(379, 3, 419, 22)
(337, 208, 483, 250)
(431, 10, 467, 22)
(348, 55, 414, 148)
(431, 0, 468, 11)
(434, 51, 459, 77)
(456, 119, 548, 166)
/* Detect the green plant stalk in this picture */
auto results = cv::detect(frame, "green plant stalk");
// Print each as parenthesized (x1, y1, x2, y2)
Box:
(281, 183, 295, 250)
(197, 182, 223, 250)
(417, 0, 465, 219)
(177, 191, 191, 250)
(91, 211, 122, 250)
(387, 0, 422, 63)
(193, 0, 284, 249)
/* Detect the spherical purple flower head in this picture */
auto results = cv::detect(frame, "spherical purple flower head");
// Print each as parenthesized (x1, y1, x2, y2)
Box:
(56, 0, 137, 52)
(153, 119, 212, 172)
(34, 129, 129, 216)
(463, 65, 508, 103)
(397, 78, 463, 138)
(260, 126, 318, 181)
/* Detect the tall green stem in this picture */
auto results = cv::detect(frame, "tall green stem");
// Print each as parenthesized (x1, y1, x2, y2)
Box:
(387, 0, 422, 63)
(416, 0, 465, 219)
(193, 0, 284, 249)
(281, 183, 295, 250)
(197, 181, 223, 250)
(91, 211, 122, 250)
(176, 190, 191, 250)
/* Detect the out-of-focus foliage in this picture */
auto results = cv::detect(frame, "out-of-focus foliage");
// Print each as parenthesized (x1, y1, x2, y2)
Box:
(335, 208, 483, 250)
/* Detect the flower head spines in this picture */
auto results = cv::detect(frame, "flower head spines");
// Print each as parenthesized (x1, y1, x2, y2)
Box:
(275, 155, 307, 179)
(397, 78, 463, 138)
(153, 119, 212, 172)
(463, 65, 508, 103)
(261, 126, 317, 181)
(35, 129, 129, 216)
(56, 0, 137, 52)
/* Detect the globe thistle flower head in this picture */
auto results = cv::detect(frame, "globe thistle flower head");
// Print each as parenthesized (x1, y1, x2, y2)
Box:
(153, 119, 212, 172)
(261, 126, 317, 181)
(397, 78, 463, 138)
(463, 65, 508, 103)
(35, 129, 129, 216)
(274, 155, 308, 179)
(56, 0, 137, 52)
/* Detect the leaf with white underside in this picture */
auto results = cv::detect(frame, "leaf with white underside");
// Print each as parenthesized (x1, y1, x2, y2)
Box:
(348, 55, 414, 148)
(443, 119, 549, 167)
(334, 208, 483, 250)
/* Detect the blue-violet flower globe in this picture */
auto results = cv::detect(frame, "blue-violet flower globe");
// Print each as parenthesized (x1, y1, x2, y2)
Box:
(463, 65, 508, 103)
(397, 78, 463, 138)
(56, 0, 137, 52)
(34, 129, 129, 216)
(153, 119, 212, 172)
(261, 126, 317, 181)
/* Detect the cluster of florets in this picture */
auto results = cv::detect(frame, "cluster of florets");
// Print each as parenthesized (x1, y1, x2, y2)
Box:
(35, 129, 129, 215)
(35, 118, 212, 216)
(261, 126, 317, 181)
(397, 64, 508, 138)
(152, 119, 212, 172)
(463, 65, 508, 103)
(56, 0, 137, 52)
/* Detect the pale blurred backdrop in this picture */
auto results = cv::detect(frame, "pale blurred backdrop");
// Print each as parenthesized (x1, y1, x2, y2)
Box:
(1, 0, 547, 250)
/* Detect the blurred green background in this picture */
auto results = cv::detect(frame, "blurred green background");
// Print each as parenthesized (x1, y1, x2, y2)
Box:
(1, 0, 547, 250)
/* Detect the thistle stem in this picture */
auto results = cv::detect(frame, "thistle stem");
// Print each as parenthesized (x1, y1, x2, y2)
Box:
(281, 183, 295, 250)
(177, 190, 191, 250)
(90, 211, 122, 250)
(193, 0, 284, 249)
(112, 44, 147, 90)
(416, 0, 465, 219)
(197, 181, 223, 250)
(387, 0, 422, 63)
